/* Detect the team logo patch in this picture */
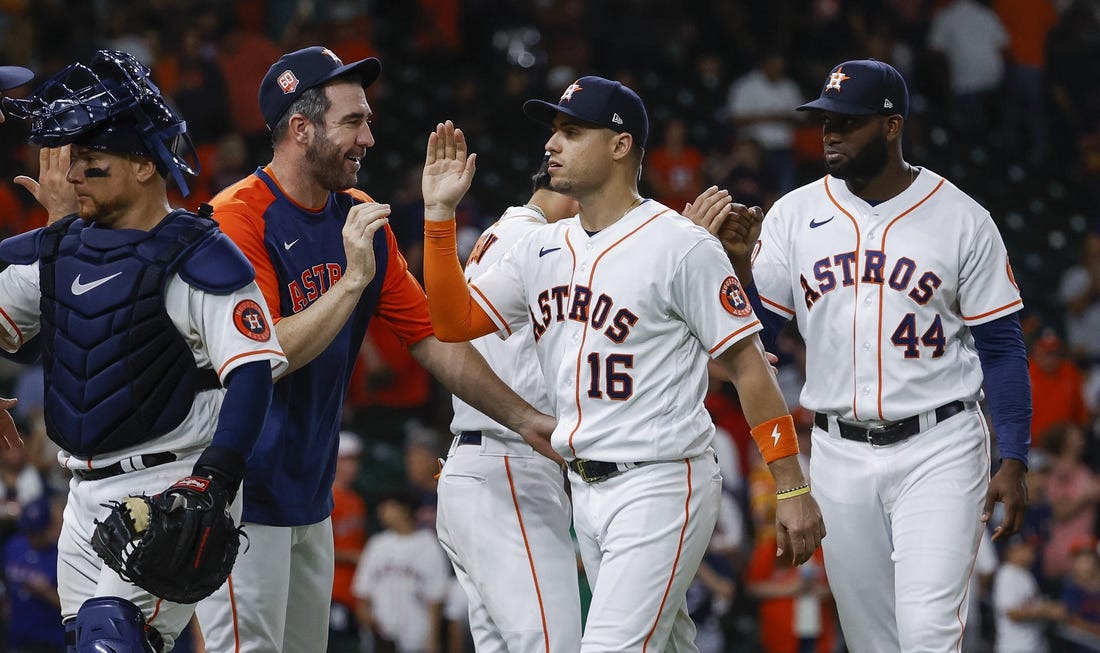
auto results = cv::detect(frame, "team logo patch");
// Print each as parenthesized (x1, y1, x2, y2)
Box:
(321, 48, 343, 65)
(720, 276, 752, 317)
(277, 70, 299, 94)
(825, 66, 850, 93)
(560, 81, 582, 102)
(234, 300, 271, 341)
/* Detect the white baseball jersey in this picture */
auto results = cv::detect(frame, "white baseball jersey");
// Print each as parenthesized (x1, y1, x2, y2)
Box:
(0, 264, 288, 465)
(438, 204, 582, 653)
(451, 205, 555, 438)
(352, 529, 451, 653)
(471, 199, 762, 462)
(751, 167, 1022, 421)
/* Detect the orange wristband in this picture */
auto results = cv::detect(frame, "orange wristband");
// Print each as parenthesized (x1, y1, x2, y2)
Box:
(750, 414, 800, 464)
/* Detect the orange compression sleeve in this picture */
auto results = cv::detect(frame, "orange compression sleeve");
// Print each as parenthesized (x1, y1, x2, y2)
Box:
(423, 218, 499, 341)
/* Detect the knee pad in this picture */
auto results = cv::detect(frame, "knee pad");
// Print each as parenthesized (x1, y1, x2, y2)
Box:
(69, 597, 164, 653)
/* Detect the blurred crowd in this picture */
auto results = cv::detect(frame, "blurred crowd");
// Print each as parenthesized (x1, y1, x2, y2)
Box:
(0, 0, 1099, 651)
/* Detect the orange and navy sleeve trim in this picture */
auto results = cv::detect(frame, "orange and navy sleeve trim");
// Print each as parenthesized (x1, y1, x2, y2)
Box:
(373, 224, 436, 348)
(210, 179, 283, 322)
(423, 218, 499, 341)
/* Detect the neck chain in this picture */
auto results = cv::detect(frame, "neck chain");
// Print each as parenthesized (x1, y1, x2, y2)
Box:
(524, 203, 548, 221)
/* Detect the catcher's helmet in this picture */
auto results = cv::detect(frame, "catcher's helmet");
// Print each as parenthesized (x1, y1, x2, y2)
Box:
(3, 50, 199, 196)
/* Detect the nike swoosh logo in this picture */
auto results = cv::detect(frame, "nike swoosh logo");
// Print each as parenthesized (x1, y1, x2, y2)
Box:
(283, 239, 299, 250)
(539, 247, 561, 257)
(809, 216, 835, 228)
(71, 272, 123, 296)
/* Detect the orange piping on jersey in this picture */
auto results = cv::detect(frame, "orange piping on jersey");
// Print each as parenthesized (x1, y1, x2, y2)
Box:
(504, 456, 551, 652)
(824, 178, 863, 419)
(876, 178, 946, 418)
(471, 284, 513, 337)
(146, 597, 163, 626)
(961, 299, 1023, 322)
(759, 293, 795, 317)
(708, 320, 762, 355)
(0, 305, 23, 349)
(643, 458, 693, 651)
(228, 574, 241, 652)
(216, 349, 287, 378)
(565, 210, 671, 457)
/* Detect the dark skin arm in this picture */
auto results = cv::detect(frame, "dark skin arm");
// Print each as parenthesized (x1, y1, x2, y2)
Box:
(983, 459, 1027, 541)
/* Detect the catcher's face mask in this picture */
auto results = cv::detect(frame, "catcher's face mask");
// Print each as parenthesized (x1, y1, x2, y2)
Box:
(3, 50, 200, 196)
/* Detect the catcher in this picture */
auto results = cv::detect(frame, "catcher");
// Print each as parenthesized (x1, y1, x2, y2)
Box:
(0, 51, 287, 651)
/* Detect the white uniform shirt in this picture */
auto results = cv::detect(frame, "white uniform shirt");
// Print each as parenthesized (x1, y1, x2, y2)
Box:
(352, 529, 451, 653)
(450, 206, 555, 440)
(470, 200, 761, 462)
(751, 168, 1022, 421)
(726, 69, 804, 150)
(0, 264, 287, 467)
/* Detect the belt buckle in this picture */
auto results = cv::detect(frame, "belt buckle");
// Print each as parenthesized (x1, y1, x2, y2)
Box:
(575, 460, 602, 483)
(864, 420, 903, 447)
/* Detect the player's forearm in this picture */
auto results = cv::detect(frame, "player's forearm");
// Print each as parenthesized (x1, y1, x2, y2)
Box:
(971, 314, 1032, 464)
(718, 337, 806, 487)
(273, 276, 369, 375)
(411, 336, 544, 435)
(423, 218, 497, 341)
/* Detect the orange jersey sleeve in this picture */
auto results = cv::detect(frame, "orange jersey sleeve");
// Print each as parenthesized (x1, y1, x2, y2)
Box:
(423, 218, 498, 341)
(371, 224, 437, 348)
(210, 179, 284, 321)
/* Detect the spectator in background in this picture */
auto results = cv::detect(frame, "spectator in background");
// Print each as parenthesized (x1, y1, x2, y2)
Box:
(645, 118, 705, 210)
(1053, 535, 1100, 651)
(329, 431, 368, 653)
(1058, 233, 1100, 389)
(993, 0, 1058, 165)
(725, 51, 803, 193)
(215, 23, 282, 162)
(404, 424, 444, 530)
(2, 496, 63, 653)
(927, 0, 1009, 135)
(1029, 330, 1089, 445)
(0, 441, 47, 542)
(352, 491, 451, 653)
(1041, 423, 1100, 585)
(992, 533, 1052, 653)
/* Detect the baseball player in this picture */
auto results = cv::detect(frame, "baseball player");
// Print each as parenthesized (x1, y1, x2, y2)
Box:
(0, 50, 287, 651)
(702, 59, 1031, 653)
(193, 46, 556, 653)
(421, 76, 825, 652)
(435, 155, 582, 653)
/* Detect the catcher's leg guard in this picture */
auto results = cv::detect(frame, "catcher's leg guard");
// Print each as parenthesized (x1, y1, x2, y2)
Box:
(69, 596, 164, 653)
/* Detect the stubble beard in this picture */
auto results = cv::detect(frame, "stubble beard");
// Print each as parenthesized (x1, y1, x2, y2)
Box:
(306, 132, 358, 191)
(826, 134, 889, 183)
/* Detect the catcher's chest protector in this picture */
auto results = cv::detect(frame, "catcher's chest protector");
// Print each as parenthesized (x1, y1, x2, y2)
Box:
(37, 211, 217, 456)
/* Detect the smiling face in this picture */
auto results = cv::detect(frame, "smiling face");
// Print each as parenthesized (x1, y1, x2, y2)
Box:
(816, 111, 896, 182)
(305, 81, 375, 191)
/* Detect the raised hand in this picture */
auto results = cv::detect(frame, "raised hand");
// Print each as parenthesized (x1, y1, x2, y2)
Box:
(14, 145, 79, 224)
(422, 120, 476, 221)
(341, 202, 391, 290)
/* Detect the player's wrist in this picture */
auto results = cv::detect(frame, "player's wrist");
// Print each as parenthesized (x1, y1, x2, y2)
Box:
(423, 206, 457, 223)
(750, 414, 799, 464)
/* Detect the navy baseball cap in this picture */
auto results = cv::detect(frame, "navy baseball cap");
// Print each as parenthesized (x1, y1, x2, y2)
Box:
(524, 76, 649, 148)
(259, 46, 381, 130)
(0, 66, 33, 91)
(798, 59, 909, 119)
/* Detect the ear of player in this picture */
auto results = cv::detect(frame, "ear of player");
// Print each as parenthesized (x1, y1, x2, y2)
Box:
(91, 470, 242, 604)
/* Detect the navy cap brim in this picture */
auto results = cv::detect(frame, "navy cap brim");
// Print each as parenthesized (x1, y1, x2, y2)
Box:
(523, 98, 614, 131)
(324, 57, 381, 91)
(0, 66, 33, 91)
(797, 97, 881, 115)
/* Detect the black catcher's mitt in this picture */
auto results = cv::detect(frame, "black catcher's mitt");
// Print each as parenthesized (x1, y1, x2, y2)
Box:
(92, 474, 241, 604)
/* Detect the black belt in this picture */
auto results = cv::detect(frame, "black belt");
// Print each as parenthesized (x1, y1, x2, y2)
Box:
(567, 458, 654, 483)
(814, 401, 967, 447)
(74, 452, 178, 481)
(456, 431, 482, 446)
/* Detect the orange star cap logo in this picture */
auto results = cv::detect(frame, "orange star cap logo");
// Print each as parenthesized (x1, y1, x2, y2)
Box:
(825, 67, 850, 92)
(560, 81, 582, 102)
